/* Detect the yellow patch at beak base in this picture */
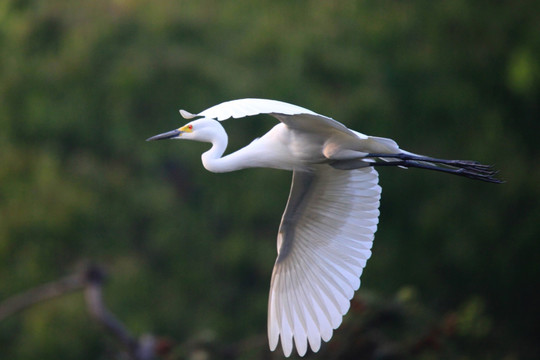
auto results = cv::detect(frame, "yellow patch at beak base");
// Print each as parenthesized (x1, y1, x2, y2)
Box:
(179, 124, 193, 133)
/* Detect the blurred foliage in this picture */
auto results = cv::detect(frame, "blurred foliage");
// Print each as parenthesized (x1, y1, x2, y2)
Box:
(1, 0, 539, 359)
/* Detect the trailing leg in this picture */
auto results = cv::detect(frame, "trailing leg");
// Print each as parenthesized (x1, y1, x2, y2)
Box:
(365, 153, 502, 183)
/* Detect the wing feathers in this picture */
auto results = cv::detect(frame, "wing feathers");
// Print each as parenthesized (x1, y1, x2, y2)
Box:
(269, 166, 381, 356)
(195, 98, 318, 121)
(182, 98, 365, 144)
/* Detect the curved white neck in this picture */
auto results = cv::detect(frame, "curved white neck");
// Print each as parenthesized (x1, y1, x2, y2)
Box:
(202, 136, 252, 173)
(203, 136, 269, 173)
(199, 120, 275, 173)
(201, 137, 226, 173)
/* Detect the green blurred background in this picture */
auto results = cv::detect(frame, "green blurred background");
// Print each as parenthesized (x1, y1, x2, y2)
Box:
(1, 1, 539, 359)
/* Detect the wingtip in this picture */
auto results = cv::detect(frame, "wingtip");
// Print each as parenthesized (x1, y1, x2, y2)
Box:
(179, 109, 196, 119)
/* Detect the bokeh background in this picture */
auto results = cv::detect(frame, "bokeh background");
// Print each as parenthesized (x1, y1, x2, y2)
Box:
(1, 1, 539, 359)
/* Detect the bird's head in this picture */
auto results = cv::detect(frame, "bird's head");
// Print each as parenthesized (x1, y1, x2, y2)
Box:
(146, 118, 225, 144)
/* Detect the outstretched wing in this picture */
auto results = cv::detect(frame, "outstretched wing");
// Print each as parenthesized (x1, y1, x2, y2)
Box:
(268, 166, 381, 356)
(181, 98, 318, 120)
(180, 98, 363, 139)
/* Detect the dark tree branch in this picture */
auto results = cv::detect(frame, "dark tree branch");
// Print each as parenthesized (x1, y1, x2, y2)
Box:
(83, 265, 156, 360)
(0, 273, 84, 321)
(0, 265, 168, 360)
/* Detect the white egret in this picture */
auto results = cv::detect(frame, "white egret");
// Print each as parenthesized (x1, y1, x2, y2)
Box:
(147, 98, 500, 357)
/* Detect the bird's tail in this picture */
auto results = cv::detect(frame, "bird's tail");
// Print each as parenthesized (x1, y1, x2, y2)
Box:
(366, 152, 503, 183)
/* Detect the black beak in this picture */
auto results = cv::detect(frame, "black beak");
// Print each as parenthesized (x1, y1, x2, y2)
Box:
(146, 129, 181, 141)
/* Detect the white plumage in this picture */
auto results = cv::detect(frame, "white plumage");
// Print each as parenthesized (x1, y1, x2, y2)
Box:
(182, 98, 319, 120)
(147, 98, 501, 357)
(268, 166, 380, 355)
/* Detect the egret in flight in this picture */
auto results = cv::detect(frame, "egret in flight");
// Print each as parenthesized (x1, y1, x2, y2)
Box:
(147, 98, 500, 357)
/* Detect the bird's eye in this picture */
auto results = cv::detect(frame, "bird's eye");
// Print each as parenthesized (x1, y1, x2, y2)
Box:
(188, 125, 193, 130)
